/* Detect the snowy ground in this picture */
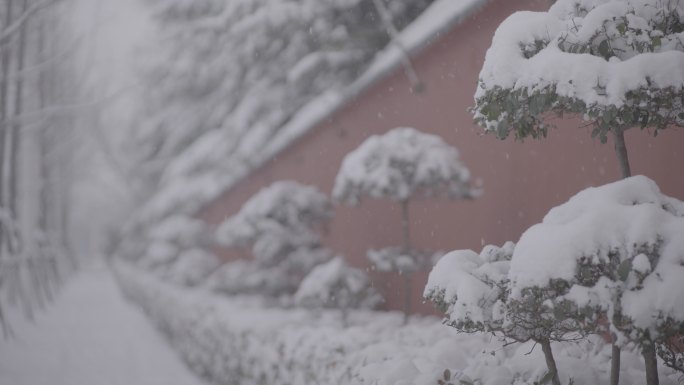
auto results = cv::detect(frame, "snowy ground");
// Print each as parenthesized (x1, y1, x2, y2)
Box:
(0, 260, 206, 385)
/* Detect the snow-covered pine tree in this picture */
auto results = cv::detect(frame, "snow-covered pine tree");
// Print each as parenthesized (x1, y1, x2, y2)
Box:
(427, 177, 684, 385)
(472, 0, 684, 179)
(213, 181, 333, 296)
(334, 127, 476, 323)
(424, 242, 513, 335)
(425, 242, 580, 385)
(138, 215, 219, 286)
(507, 176, 684, 385)
(295, 256, 382, 326)
(472, 2, 684, 383)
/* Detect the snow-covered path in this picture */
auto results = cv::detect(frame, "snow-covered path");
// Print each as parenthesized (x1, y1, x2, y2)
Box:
(0, 261, 206, 385)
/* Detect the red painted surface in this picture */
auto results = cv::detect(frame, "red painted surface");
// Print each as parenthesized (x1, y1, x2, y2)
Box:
(198, 0, 684, 315)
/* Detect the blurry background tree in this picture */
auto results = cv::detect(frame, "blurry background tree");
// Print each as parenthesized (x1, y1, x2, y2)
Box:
(0, 0, 88, 334)
(295, 256, 382, 326)
(211, 181, 333, 297)
(334, 127, 476, 323)
(119, 0, 436, 227)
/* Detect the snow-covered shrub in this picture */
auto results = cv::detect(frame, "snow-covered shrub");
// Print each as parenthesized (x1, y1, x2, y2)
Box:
(425, 242, 581, 385)
(115, 260, 682, 385)
(334, 127, 474, 204)
(134, 215, 209, 269)
(215, 181, 333, 295)
(161, 248, 220, 287)
(424, 242, 513, 334)
(138, 241, 179, 270)
(295, 257, 382, 324)
(334, 126, 476, 321)
(510, 176, 684, 383)
(508, 176, 684, 385)
(427, 177, 684, 385)
(472, 0, 684, 177)
(148, 215, 208, 249)
(657, 336, 684, 374)
(131, 215, 213, 287)
(367, 247, 443, 274)
(205, 248, 331, 298)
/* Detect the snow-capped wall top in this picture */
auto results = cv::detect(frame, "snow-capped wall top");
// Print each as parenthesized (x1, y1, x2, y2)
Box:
(333, 127, 475, 204)
(474, 0, 684, 138)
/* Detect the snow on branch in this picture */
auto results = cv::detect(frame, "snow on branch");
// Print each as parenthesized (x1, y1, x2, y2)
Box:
(216, 181, 332, 262)
(424, 242, 514, 334)
(509, 175, 684, 347)
(473, 0, 684, 141)
(333, 127, 476, 204)
(213, 181, 333, 295)
(295, 257, 382, 312)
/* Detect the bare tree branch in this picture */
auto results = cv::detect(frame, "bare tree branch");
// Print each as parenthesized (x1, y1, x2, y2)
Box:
(0, 0, 58, 45)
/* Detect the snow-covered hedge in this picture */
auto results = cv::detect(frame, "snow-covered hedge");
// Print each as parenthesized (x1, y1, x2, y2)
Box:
(113, 260, 682, 385)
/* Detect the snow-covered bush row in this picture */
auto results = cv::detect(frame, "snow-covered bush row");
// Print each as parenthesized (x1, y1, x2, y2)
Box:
(426, 176, 684, 385)
(113, 260, 680, 385)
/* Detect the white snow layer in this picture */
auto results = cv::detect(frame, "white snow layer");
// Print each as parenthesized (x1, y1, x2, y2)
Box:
(509, 175, 684, 334)
(476, 0, 684, 108)
(333, 127, 474, 203)
(0, 262, 206, 385)
(424, 242, 514, 328)
(215, 180, 331, 266)
(295, 256, 381, 310)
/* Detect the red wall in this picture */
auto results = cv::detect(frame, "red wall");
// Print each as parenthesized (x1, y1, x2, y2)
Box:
(198, 0, 684, 314)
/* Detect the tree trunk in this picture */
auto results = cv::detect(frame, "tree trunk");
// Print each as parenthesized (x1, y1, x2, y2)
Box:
(36, 8, 49, 235)
(642, 339, 659, 385)
(403, 274, 412, 324)
(340, 304, 349, 328)
(400, 199, 411, 324)
(8, 0, 28, 256)
(609, 126, 633, 384)
(611, 341, 621, 385)
(0, 0, 16, 256)
(612, 127, 631, 179)
(59, 174, 76, 269)
(540, 338, 562, 385)
(401, 199, 410, 252)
